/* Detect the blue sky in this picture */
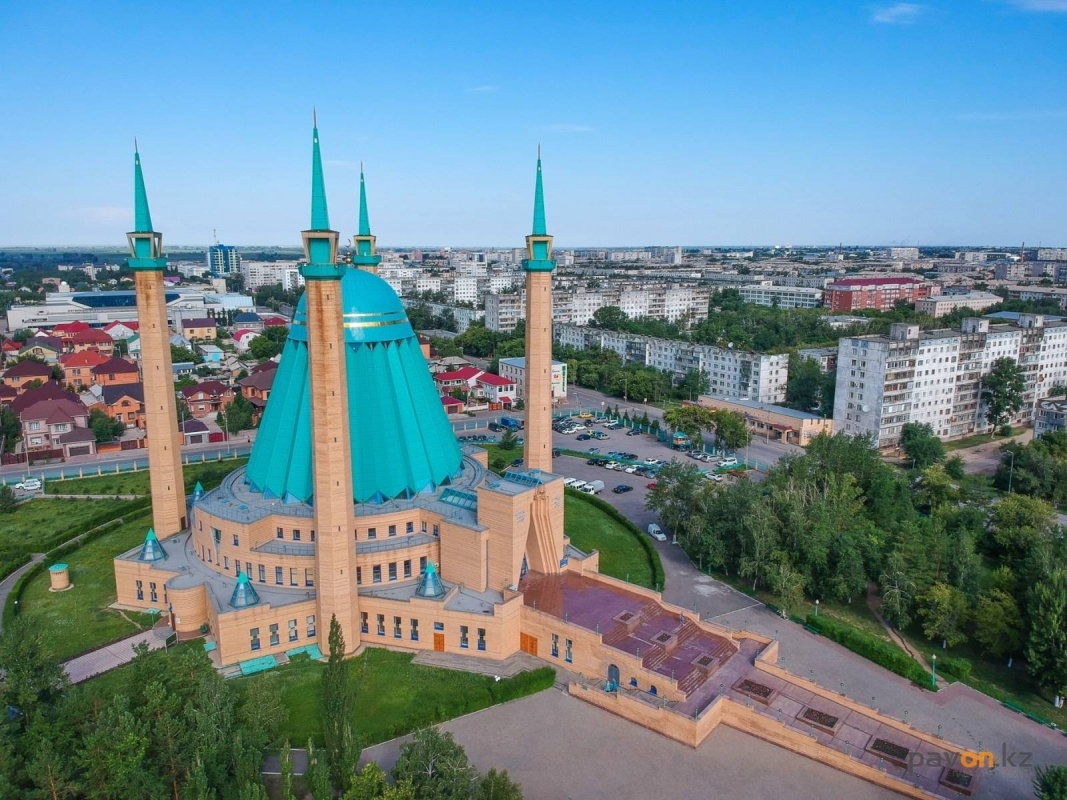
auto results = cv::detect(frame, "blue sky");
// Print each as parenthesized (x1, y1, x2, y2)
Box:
(1, 1, 1065, 247)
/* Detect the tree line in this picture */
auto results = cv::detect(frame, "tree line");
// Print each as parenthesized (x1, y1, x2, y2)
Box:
(646, 431, 1067, 705)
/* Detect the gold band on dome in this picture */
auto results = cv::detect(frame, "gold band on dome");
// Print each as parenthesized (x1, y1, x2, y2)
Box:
(343, 318, 408, 329)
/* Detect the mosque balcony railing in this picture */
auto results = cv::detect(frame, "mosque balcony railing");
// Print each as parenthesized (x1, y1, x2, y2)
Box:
(357, 533, 436, 556)
(253, 541, 315, 557)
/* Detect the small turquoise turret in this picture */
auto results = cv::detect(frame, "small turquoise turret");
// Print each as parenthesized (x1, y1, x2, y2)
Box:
(523, 148, 556, 273)
(351, 164, 382, 272)
(137, 528, 168, 562)
(415, 561, 446, 599)
(228, 570, 260, 609)
(300, 112, 344, 280)
(127, 141, 167, 270)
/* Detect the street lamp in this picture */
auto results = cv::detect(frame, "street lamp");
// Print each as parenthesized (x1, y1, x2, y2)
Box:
(931, 653, 937, 688)
(814, 599, 819, 617)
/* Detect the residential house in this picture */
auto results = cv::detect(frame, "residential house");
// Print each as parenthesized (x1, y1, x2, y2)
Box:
(239, 366, 276, 424)
(441, 395, 465, 414)
(100, 383, 145, 429)
(475, 372, 517, 408)
(178, 418, 210, 445)
(3, 359, 53, 393)
(91, 357, 140, 387)
(51, 321, 91, 341)
(9, 381, 69, 415)
(197, 343, 224, 364)
(231, 328, 260, 352)
(69, 328, 115, 355)
(181, 317, 218, 343)
(59, 350, 108, 390)
(180, 380, 235, 418)
(232, 311, 263, 330)
(433, 366, 482, 397)
(103, 320, 139, 341)
(19, 336, 62, 364)
(19, 397, 96, 458)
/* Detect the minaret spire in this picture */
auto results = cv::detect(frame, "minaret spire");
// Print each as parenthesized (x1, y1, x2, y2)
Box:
(133, 144, 154, 236)
(532, 148, 547, 236)
(352, 163, 381, 273)
(310, 112, 330, 232)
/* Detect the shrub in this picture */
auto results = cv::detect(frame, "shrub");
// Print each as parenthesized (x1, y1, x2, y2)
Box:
(488, 667, 555, 704)
(805, 613, 935, 689)
(936, 655, 972, 681)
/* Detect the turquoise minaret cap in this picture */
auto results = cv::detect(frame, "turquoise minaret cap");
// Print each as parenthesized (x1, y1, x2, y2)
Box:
(300, 112, 344, 280)
(138, 527, 168, 562)
(352, 164, 382, 269)
(229, 571, 260, 609)
(193, 481, 204, 497)
(415, 561, 446, 598)
(523, 147, 556, 273)
(127, 141, 167, 270)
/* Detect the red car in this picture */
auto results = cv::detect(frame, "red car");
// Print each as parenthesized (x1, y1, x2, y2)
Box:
(646, 481, 657, 490)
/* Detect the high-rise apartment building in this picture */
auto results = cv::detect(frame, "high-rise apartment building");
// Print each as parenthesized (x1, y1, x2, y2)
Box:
(834, 316, 1067, 448)
(207, 243, 241, 277)
(825, 276, 930, 312)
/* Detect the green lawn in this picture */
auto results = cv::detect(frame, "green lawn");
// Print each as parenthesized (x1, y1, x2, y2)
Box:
(0, 497, 134, 578)
(45, 456, 248, 496)
(17, 510, 157, 662)
(563, 494, 657, 588)
(235, 648, 554, 747)
(943, 428, 1018, 452)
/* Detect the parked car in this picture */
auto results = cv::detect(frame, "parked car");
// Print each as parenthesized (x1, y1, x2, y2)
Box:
(720, 457, 739, 468)
(612, 484, 633, 494)
(626, 429, 641, 436)
(623, 453, 638, 461)
(705, 473, 724, 482)
(563, 477, 579, 487)
(584, 479, 605, 494)
(604, 461, 621, 471)
(647, 523, 666, 542)
(591, 431, 609, 440)
(511, 458, 524, 467)
(577, 412, 594, 419)
(577, 433, 592, 441)
(643, 458, 661, 466)
(586, 447, 601, 454)
(15, 478, 42, 492)
(624, 465, 639, 474)
(571, 481, 588, 492)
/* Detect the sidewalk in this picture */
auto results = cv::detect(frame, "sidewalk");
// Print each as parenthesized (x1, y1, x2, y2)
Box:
(62, 628, 169, 683)
(0, 553, 45, 635)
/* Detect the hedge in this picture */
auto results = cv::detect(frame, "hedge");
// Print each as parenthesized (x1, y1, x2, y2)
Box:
(564, 488, 666, 591)
(488, 666, 556, 703)
(935, 655, 973, 681)
(2, 503, 153, 627)
(804, 613, 936, 690)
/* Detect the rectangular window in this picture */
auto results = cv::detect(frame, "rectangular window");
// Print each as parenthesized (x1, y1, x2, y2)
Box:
(305, 568, 314, 587)
(232, 534, 239, 546)
(420, 556, 428, 573)
(477, 628, 486, 651)
(356, 567, 362, 585)
(373, 565, 382, 583)
(361, 612, 369, 634)
(275, 566, 283, 585)
(258, 564, 265, 583)
(388, 562, 397, 581)
(460, 626, 469, 649)
(404, 559, 412, 578)
(289, 568, 298, 586)
(135, 579, 143, 601)
(434, 622, 444, 632)
(288, 619, 298, 642)
(393, 616, 402, 638)
(292, 529, 301, 541)
(551, 633, 559, 658)
(565, 638, 573, 663)
(367, 527, 376, 540)
(406, 521, 414, 534)
(410, 619, 419, 641)
(433, 524, 440, 537)
(310, 530, 315, 542)
(250, 627, 261, 651)
(276, 527, 283, 539)
(149, 582, 157, 602)
(376, 614, 385, 636)
(269, 624, 280, 647)
(307, 615, 316, 638)
(223, 556, 230, 570)
(388, 524, 396, 537)
(421, 521, 428, 533)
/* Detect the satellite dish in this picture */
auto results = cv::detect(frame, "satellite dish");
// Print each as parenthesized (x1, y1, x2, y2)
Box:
(861, 404, 870, 413)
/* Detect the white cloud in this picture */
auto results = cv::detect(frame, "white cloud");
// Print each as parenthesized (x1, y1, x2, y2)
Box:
(1005, 0, 1067, 10)
(538, 123, 593, 133)
(872, 3, 924, 23)
(466, 85, 498, 93)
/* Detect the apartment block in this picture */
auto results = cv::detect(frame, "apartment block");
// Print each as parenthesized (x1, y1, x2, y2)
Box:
(826, 276, 930, 312)
(834, 315, 1067, 448)
(555, 324, 788, 403)
(737, 284, 823, 309)
(241, 261, 303, 292)
(914, 291, 1001, 318)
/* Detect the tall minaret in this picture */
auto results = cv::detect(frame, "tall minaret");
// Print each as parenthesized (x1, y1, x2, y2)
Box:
(127, 144, 186, 538)
(300, 116, 360, 654)
(351, 165, 381, 274)
(522, 149, 556, 474)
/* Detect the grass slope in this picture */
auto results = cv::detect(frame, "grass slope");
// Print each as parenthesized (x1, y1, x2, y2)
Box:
(44, 456, 248, 496)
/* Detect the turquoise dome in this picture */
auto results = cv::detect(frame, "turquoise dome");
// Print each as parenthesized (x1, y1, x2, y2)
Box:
(245, 267, 463, 505)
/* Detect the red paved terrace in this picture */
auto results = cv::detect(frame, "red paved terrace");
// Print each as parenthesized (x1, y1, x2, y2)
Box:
(521, 572, 742, 697)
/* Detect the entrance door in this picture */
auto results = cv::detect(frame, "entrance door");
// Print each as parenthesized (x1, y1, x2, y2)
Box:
(433, 633, 445, 652)
(607, 664, 620, 691)
(520, 633, 538, 656)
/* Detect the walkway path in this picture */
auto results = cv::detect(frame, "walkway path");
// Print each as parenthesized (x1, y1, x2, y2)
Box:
(865, 581, 935, 681)
(62, 628, 170, 683)
(0, 553, 45, 635)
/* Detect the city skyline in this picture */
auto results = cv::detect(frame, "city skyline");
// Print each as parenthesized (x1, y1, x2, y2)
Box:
(2, 0, 1066, 247)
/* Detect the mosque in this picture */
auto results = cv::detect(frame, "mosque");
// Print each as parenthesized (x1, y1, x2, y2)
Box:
(111, 123, 974, 798)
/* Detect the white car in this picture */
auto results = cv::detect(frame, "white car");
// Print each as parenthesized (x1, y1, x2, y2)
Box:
(704, 472, 724, 482)
(15, 478, 42, 492)
(604, 461, 621, 471)
(643, 458, 661, 466)
(647, 523, 667, 542)
(624, 465, 639, 474)
(563, 477, 580, 487)
(720, 457, 739, 468)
